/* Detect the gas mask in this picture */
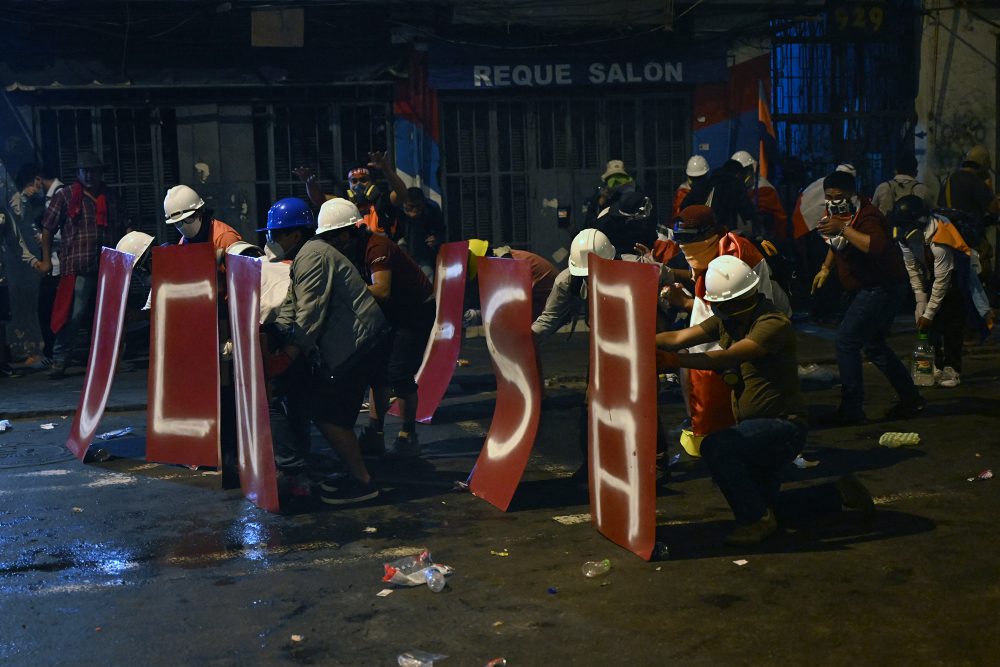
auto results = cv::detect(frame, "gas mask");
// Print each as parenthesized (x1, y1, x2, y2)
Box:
(349, 182, 379, 205)
(824, 195, 860, 218)
(175, 216, 202, 240)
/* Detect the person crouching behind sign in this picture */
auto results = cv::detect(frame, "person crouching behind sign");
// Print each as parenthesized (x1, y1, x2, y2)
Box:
(656, 256, 874, 546)
(660, 204, 790, 457)
(264, 198, 389, 506)
(319, 198, 436, 460)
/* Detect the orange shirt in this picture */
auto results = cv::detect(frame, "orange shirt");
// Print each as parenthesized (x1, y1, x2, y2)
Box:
(180, 218, 242, 273)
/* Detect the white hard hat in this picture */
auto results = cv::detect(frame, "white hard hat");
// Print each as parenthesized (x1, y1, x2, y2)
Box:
(115, 231, 154, 262)
(316, 198, 362, 234)
(686, 155, 710, 178)
(703, 255, 760, 302)
(731, 150, 756, 169)
(226, 241, 264, 257)
(568, 228, 616, 276)
(163, 185, 205, 224)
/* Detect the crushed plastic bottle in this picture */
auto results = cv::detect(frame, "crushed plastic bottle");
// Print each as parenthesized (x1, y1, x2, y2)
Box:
(398, 650, 448, 667)
(878, 432, 921, 448)
(581, 558, 612, 578)
(425, 567, 446, 592)
(383, 551, 454, 588)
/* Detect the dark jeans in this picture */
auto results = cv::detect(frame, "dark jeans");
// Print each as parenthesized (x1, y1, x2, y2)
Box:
(836, 283, 919, 418)
(700, 418, 806, 524)
(53, 274, 97, 366)
(929, 285, 965, 372)
(271, 359, 314, 472)
(37, 274, 58, 357)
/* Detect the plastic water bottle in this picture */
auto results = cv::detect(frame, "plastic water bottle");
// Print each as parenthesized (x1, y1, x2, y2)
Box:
(424, 568, 446, 592)
(581, 559, 612, 578)
(879, 432, 921, 448)
(912, 333, 935, 386)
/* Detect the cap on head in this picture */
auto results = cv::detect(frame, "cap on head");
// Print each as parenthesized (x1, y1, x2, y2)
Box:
(568, 228, 615, 276)
(164, 185, 206, 224)
(601, 159, 628, 181)
(315, 198, 361, 234)
(835, 163, 858, 177)
(703, 255, 760, 303)
(731, 150, 756, 169)
(686, 155, 710, 178)
(677, 204, 717, 229)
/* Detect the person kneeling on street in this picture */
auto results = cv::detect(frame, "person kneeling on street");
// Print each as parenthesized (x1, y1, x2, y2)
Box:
(656, 255, 874, 546)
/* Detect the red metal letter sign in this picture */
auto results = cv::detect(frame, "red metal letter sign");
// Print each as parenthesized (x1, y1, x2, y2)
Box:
(226, 255, 280, 512)
(390, 240, 469, 423)
(587, 255, 659, 560)
(469, 257, 542, 511)
(66, 248, 135, 461)
(146, 243, 221, 468)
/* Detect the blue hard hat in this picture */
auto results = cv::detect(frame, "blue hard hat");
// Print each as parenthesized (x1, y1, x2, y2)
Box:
(258, 198, 315, 232)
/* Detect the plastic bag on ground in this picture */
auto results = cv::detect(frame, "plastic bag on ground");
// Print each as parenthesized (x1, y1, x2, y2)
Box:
(383, 550, 454, 587)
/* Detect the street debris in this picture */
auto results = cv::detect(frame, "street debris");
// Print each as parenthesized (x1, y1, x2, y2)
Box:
(793, 455, 819, 468)
(552, 513, 591, 525)
(376, 589, 394, 598)
(655, 566, 662, 571)
(40, 423, 56, 430)
(485, 659, 507, 667)
(96, 426, 134, 440)
(798, 363, 837, 382)
(363, 526, 378, 534)
(72, 507, 83, 513)
(84, 447, 111, 463)
(398, 650, 448, 667)
(879, 432, 920, 448)
(733, 559, 749, 566)
(581, 558, 612, 578)
(452, 480, 470, 492)
(456, 359, 470, 367)
(490, 548, 509, 557)
(492, 621, 504, 627)
(669, 453, 682, 466)
(290, 634, 304, 643)
(0, 419, 13, 432)
(967, 469, 993, 482)
(547, 587, 558, 595)
(383, 551, 453, 591)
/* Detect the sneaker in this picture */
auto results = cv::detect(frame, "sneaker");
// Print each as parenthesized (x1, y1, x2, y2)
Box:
(836, 474, 875, 519)
(937, 366, 961, 388)
(724, 510, 778, 546)
(386, 432, 421, 458)
(320, 476, 379, 505)
(884, 396, 926, 420)
(319, 471, 351, 493)
(47, 361, 66, 379)
(0, 364, 23, 379)
(357, 426, 385, 457)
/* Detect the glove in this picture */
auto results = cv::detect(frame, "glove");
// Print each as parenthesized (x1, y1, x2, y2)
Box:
(262, 349, 294, 379)
(811, 265, 830, 294)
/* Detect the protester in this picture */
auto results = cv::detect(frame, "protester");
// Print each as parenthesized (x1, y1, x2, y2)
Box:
(872, 154, 932, 216)
(492, 245, 557, 321)
(656, 255, 874, 546)
(672, 155, 710, 219)
(319, 198, 435, 459)
(583, 159, 642, 227)
(731, 150, 789, 240)
(397, 187, 444, 280)
(681, 159, 759, 236)
(812, 170, 923, 424)
(164, 184, 242, 267)
(36, 166, 66, 361)
(593, 189, 657, 256)
(892, 195, 968, 387)
(266, 198, 388, 505)
(38, 150, 128, 378)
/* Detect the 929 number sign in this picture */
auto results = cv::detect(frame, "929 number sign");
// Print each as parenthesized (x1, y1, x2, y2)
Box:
(828, 1, 890, 38)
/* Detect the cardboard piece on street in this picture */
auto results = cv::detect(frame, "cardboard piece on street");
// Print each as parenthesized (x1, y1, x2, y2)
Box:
(390, 241, 469, 423)
(469, 257, 542, 511)
(146, 243, 221, 468)
(226, 255, 279, 513)
(66, 248, 135, 461)
(587, 255, 659, 560)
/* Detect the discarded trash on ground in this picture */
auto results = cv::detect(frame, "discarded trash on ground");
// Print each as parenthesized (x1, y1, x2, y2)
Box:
(456, 359, 470, 367)
(733, 559, 749, 566)
(96, 426, 134, 440)
(398, 650, 448, 667)
(376, 589, 393, 597)
(452, 480, 470, 493)
(552, 513, 591, 525)
(0, 420, 13, 432)
(383, 551, 453, 592)
(485, 659, 507, 667)
(490, 548, 509, 557)
(547, 587, 558, 595)
(290, 635, 304, 643)
(879, 432, 920, 448)
(793, 455, 820, 468)
(581, 558, 612, 578)
(669, 453, 682, 466)
(72, 507, 83, 513)
(40, 422, 56, 430)
(492, 621, 504, 627)
(363, 526, 378, 534)
(84, 447, 111, 463)
(967, 469, 993, 482)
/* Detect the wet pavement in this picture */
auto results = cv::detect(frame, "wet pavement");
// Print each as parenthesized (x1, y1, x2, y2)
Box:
(1, 327, 1000, 665)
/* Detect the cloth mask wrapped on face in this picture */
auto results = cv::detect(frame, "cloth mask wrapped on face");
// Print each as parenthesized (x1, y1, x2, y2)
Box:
(681, 234, 720, 270)
(175, 216, 202, 240)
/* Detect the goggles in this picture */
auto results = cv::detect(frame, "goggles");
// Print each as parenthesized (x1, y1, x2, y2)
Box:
(825, 198, 854, 217)
(672, 219, 717, 244)
(616, 197, 653, 221)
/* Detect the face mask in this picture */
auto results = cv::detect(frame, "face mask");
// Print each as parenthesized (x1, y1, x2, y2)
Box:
(605, 175, 631, 189)
(710, 296, 758, 321)
(175, 216, 202, 239)
(681, 234, 720, 270)
(350, 182, 378, 204)
(265, 240, 285, 261)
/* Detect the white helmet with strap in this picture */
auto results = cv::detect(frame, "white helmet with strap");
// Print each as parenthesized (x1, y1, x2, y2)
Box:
(316, 198, 362, 234)
(568, 228, 615, 276)
(163, 185, 205, 224)
(731, 150, 756, 169)
(686, 155, 710, 178)
(703, 255, 760, 302)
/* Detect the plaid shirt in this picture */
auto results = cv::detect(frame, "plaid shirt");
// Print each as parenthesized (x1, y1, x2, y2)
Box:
(41, 182, 125, 275)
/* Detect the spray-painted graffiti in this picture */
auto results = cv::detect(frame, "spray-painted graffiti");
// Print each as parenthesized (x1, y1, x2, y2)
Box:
(933, 110, 988, 173)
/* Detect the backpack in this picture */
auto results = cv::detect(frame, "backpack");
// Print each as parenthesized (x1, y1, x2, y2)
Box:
(887, 178, 918, 204)
(934, 207, 983, 248)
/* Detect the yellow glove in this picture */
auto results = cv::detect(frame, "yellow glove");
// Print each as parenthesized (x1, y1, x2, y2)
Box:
(811, 265, 830, 294)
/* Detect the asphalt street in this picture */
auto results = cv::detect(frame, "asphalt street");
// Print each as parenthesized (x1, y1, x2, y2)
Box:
(1, 325, 999, 666)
